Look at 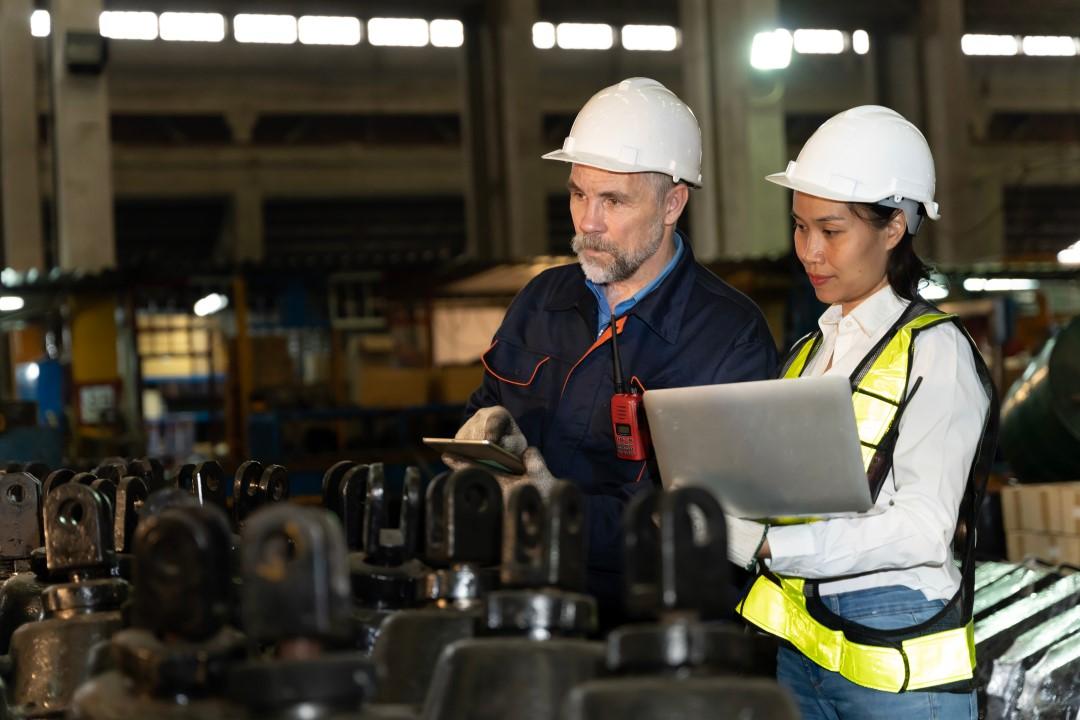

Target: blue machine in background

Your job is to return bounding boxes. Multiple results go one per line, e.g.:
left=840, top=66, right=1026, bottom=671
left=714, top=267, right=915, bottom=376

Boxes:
left=8, top=359, right=65, bottom=467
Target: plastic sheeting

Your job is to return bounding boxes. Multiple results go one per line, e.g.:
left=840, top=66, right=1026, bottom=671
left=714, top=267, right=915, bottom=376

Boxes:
left=1015, top=632, right=1080, bottom=719
left=976, top=562, right=1027, bottom=593
left=975, top=567, right=1057, bottom=620
left=985, top=604, right=1080, bottom=719
left=976, top=574, right=1080, bottom=689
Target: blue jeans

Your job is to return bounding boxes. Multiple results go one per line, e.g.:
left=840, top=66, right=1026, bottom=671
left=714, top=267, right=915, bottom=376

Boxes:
left=776, top=585, right=978, bottom=720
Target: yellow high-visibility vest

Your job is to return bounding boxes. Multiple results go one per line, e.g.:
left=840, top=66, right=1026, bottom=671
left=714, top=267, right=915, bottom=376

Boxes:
left=736, top=302, right=996, bottom=694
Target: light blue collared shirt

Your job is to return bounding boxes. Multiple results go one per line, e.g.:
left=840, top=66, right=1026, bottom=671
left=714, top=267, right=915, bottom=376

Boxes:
left=585, top=232, right=685, bottom=337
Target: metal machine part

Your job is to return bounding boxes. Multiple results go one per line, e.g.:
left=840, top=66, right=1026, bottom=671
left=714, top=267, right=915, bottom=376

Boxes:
left=0, top=473, right=42, bottom=579
left=192, top=461, right=228, bottom=509
left=1000, top=316, right=1080, bottom=482
left=372, top=469, right=502, bottom=707
left=7, top=483, right=129, bottom=717
left=563, top=487, right=796, bottom=720
left=350, top=465, right=429, bottom=653
left=69, top=503, right=246, bottom=720
left=232, top=461, right=290, bottom=529
left=420, top=481, right=603, bottom=720
left=226, top=504, right=379, bottom=719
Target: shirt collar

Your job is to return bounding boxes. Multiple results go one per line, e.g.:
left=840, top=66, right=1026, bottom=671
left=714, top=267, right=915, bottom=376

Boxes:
left=586, top=233, right=684, bottom=335
left=818, top=284, right=908, bottom=337
left=545, top=231, right=696, bottom=345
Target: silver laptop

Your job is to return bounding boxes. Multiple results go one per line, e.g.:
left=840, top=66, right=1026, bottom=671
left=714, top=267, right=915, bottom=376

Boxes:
left=643, top=376, right=873, bottom=520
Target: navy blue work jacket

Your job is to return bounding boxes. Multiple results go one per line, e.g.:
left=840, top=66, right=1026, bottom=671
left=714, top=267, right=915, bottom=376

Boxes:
left=465, top=238, right=778, bottom=616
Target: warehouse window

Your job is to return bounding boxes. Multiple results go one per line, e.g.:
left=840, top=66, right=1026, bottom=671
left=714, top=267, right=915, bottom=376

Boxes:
left=252, top=114, right=460, bottom=146
left=1005, top=185, right=1080, bottom=260
left=115, top=198, right=227, bottom=269
left=264, top=197, right=465, bottom=267
left=111, top=114, right=232, bottom=145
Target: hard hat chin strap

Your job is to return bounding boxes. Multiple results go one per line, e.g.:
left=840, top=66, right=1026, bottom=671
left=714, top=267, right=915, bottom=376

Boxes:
left=876, top=196, right=925, bottom=236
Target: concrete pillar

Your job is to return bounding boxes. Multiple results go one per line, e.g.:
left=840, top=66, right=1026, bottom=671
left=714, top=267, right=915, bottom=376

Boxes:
left=461, top=0, right=547, bottom=259
left=876, top=34, right=923, bottom=125
left=920, top=0, right=999, bottom=262
left=51, top=0, right=115, bottom=272
left=679, top=0, right=789, bottom=260
left=0, top=0, right=45, bottom=270
left=231, top=187, right=264, bottom=263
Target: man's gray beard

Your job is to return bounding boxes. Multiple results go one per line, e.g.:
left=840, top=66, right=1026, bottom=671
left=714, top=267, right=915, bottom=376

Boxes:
left=571, top=221, right=665, bottom=285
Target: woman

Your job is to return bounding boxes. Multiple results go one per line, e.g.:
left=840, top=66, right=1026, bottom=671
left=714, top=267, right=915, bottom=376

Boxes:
left=727, top=106, right=997, bottom=719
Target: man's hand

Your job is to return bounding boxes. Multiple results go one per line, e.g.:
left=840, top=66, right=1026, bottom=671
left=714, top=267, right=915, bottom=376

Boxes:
left=725, top=514, right=769, bottom=572
left=444, top=445, right=556, bottom=505
left=453, top=406, right=527, bottom=455
left=490, top=447, right=556, bottom=501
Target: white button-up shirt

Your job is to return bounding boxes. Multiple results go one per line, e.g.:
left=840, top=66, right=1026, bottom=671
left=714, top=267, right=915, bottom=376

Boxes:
left=766, top=285, right=990, bottom=600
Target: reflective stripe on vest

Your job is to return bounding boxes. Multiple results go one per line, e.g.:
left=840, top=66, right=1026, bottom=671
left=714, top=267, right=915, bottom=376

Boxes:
left=783, top=311, right=953, bottom=476
left=736, top=575, right=976, bottom=693
left=736, top=306, right=975, bottom=692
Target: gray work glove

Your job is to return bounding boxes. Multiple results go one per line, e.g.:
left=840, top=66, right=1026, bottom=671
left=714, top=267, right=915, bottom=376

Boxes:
left=725, top=514, right=769, bottom=572
left=453, top=405, right=527, bottom=455
left=444, top=443, right=556, bottom=505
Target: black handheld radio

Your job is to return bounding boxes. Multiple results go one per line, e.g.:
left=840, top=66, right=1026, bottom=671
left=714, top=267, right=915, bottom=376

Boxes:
left=609, top=315, right=650, bottom=461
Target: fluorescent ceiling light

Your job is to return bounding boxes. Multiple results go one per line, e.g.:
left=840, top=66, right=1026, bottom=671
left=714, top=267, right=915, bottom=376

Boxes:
left=194, top=293, right=229, bottom=317
left=430, top=19, right=463, bottom=48
left=1021, top=35, right=1077, bottom=57
left=30, top=10, right=50, bottom=38
left=159, top=12, right=225, bottom=42
left=0, top=296, right=25, bottom=312
left=532, top=21, right=555, bottom=49
left=99, top=11, right=157, bottom=40
left=962, top=277, right=1039, bottom=292
left=367, top=18, right=428, bottom=47
left=852, top=29, right=870, bottom=55
left=961, top=34, right=1019, bottom=56
left=556, top=23, right=613, bottom=50
left=234, top=14, right=297, bottom=44
left=621, top=24, right=678, bottom=52
left=298, top=16, right=361, bottom=46
left=793, top=28, right=844, bottom=54
left=750, top=29, right=793, bottom=70
left=1058, top=240, right=1080, bottom=265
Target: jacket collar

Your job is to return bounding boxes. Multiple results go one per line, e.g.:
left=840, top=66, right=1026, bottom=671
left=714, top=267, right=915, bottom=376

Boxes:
left=544, top=231, right=696, bottom=345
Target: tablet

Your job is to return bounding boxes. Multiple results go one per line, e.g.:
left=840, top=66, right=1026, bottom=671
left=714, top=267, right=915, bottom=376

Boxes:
left=422, top=438, right=526, bottom=475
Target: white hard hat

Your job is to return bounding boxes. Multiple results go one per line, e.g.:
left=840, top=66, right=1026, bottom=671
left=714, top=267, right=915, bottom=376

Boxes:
left=765, top=105, right=939, bottom=234
left=542, top=77, right=703, bottom=187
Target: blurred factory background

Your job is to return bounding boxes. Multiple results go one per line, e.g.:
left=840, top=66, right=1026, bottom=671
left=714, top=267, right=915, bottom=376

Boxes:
left=0, top=0, right=1077, bottom=511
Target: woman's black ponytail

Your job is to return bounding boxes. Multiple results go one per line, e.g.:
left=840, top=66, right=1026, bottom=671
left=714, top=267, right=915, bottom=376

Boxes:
left=848, top=203, right=931, bottom=301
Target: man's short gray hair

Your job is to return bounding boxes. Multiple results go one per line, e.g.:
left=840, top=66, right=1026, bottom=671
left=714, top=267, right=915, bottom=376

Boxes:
left=644, top=172, right=679, bottom=205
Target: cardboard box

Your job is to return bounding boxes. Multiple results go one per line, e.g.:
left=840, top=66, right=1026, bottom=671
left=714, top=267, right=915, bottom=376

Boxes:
left=1006, top=530, right=1080, bottom=566
left=353, top=366, right=431, bottom=408
left=433, top=365, right=484, bottom=404
left=1001, top=483, right=1059, bottom=533
left=250, top=336, right=295, bottom=389
left=1057, top=483, right=1080, bottom=535
left=1002, top=482, right=1080, bottom=535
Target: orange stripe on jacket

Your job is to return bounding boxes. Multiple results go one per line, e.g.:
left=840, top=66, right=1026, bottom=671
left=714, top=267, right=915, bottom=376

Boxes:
left=480, top=340, right=551, bottom=387
left=560, top=316, right=628, bottom=398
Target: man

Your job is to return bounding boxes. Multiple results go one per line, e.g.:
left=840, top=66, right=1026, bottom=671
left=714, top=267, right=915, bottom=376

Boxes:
left=453, top=78, right=777, bottom=623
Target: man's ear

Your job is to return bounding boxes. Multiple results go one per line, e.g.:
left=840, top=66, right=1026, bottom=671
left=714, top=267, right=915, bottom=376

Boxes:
left=663, top=184, right=690, bottom=227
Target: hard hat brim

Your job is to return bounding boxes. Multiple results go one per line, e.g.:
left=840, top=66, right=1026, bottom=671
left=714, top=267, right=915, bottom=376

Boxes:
left=542, top=149, right=703, bottom=188
left=764, top=172, right=940, bottom=220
